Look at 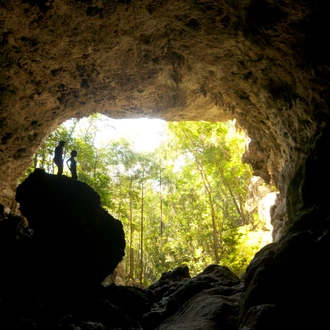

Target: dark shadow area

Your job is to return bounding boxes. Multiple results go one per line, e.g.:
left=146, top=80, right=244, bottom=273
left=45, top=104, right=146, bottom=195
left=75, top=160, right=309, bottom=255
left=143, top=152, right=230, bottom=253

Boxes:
left=1, top=168, right=330, bottom=329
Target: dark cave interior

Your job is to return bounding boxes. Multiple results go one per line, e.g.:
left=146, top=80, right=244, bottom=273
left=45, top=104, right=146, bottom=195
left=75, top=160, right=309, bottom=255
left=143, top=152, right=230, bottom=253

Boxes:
left=1, top=0, right=330, bottom=328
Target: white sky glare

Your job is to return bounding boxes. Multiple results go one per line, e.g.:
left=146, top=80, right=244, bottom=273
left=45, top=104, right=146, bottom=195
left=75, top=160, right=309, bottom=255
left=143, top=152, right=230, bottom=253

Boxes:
left=79, top=115, right=167, bottom=152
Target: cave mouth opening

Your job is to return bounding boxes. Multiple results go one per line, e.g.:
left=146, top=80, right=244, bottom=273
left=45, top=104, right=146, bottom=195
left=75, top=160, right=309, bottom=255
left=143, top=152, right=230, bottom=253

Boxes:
left=22, top=113, right=277, bottom=284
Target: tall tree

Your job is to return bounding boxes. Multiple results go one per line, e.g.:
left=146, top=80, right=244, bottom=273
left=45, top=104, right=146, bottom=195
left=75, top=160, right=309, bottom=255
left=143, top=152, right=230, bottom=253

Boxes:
left=24, top=117, right=266, bottom=282
left=166, top=121, right=256, bottom=269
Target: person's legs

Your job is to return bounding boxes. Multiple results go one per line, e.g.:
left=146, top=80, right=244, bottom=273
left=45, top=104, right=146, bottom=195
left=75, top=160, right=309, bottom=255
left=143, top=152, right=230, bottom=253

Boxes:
left=57, top=162, right=63, bottom=175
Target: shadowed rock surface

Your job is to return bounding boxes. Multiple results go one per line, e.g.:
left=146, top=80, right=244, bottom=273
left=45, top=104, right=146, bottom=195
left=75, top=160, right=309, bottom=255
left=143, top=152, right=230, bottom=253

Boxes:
left=2, top=209, right=329, bottom=330
left=15, top=169, right=126, bottom=299
left=239, top=228, right=330, bottom=330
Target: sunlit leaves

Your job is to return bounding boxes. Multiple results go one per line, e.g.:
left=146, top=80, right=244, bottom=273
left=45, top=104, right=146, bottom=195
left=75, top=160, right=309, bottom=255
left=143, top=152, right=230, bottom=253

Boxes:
left=25, top=117, right=266, bottom=283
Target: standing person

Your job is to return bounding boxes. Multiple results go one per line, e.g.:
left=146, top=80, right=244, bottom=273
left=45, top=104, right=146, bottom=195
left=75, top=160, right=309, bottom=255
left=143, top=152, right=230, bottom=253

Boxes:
left=54, top=140, right=65, bottom=175
left=66, top=150, right=78, bottom=180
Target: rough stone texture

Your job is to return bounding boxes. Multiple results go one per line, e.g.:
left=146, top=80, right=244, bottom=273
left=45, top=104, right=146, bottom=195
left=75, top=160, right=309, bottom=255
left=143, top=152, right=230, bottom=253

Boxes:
left=142, top=264, right=241, bottom=330
left=1, top=0, right=330, bottom=239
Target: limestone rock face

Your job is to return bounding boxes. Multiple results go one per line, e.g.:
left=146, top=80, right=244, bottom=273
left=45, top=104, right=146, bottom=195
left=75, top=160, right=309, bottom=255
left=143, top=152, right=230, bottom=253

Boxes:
left=1, top=0, right=330, bottom=237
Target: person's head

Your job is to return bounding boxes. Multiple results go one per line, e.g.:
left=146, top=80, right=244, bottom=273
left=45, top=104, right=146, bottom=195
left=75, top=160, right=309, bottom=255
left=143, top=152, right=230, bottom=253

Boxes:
left=59, top=140, right=65, bottom=146
left=71, top=150, right=77, bottom=157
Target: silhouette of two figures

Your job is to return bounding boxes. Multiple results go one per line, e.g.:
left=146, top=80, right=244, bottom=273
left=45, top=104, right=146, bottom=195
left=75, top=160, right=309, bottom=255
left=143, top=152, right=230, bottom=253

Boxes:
left=54, top=141, right=78, bottom=180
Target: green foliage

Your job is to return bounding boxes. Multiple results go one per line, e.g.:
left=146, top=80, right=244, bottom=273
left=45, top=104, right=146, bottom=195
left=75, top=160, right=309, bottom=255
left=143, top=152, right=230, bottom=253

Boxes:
left=162, top=121, right=260, bottom=275
left=221, top=224, right=267, bottom=278
left=24, top=117, right=269, bottom=283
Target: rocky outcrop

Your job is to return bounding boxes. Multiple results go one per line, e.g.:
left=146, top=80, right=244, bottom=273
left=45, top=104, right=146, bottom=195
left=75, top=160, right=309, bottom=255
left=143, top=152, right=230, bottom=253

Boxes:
left=239, top=227, right=330, bottom=330
left=1, top=0, right=330, bottom=240
left=141, top=264, right=242, bottom=330
left=14, top=169, right=125, bottom=299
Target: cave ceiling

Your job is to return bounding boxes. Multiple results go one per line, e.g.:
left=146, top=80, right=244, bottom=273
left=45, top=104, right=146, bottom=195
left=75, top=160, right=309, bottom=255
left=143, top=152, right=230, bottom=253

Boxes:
left=1, top=0, right=330, bottom=232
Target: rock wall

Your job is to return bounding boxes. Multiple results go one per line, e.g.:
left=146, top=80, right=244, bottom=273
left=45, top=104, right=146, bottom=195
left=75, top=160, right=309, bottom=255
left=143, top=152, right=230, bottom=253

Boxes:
left=1, top=0, right=330, bottom=238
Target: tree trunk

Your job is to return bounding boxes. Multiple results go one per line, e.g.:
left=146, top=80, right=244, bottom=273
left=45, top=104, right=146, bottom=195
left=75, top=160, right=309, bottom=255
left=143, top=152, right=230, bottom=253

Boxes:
left=129, top=182, right=134, bottom=281
left=139, top=176, right=144, bottom=286
left=182, top=129, right=220, bottom=264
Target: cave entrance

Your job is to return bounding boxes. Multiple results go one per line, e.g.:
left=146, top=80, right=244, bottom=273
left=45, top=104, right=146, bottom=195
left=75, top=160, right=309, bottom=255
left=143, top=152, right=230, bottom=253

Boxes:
left=23, top=114, right=277, bottom=285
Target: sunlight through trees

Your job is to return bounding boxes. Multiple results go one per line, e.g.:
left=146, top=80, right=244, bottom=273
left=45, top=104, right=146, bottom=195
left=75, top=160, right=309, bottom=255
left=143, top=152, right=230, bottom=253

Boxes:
left=24, top=115, right=274, bottom=285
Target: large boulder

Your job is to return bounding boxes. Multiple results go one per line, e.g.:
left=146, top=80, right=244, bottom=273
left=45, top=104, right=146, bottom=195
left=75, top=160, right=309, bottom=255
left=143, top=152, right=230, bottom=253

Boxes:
left=15, top=169, right=126, bottom=299
left=238, top=227, right=330, bottom=329
left=142, top=264, right=242, bottom=329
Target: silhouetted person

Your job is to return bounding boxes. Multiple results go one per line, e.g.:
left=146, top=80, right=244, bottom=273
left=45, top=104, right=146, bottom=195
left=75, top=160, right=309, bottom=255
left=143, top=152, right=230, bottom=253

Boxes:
left=66, top=150, right=78, bottom=180
left=54, top=140, right=65, bottom=175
